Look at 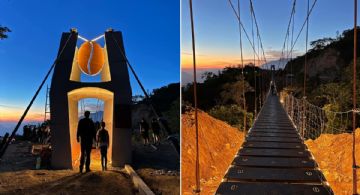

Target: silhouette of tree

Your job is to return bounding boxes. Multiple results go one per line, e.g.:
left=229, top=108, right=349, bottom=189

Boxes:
left=0, top=26, right=11, bottom=40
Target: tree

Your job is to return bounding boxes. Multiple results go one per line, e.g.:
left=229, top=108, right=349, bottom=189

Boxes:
left=310, top=37, right=334, bottom=51
left=209, top=104, right=253, bottom=130
left=201, top=71, right=217, bottom=80
left=220, top=75, right=253, bottom=105
left=0, top=26, right=11, bottom=40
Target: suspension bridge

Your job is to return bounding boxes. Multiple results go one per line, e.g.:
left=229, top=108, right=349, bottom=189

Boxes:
left=215, top=93, right=333, bottom=194
left=187, top=0, right=359, bottom=194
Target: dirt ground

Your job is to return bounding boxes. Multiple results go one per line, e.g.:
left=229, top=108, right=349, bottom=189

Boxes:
left=0, top=141, right=134, bottom=195
left=0, top=169, right=134, bottom=195
left=132, top=140, right=180, bottom=195
left=306, top=129, right=360, bottom=195
left=0, top=137, right=180, bottom=195
left=181, top=109, right=244, bottom=194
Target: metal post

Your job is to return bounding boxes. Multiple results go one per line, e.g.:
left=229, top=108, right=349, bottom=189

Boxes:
left=353, top=0, right=358, bottom=194
left=189, top=0, right=200, bottom=193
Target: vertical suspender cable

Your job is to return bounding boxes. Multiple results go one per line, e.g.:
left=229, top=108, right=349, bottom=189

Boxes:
left=250, top=1, right=257, bottom=118
left=236, top=0, right=247, bottom=138
left=258, top=32, right=262, bottom=108
left=291, top=0, right=296, bottom=87
left=302, top=0, right=310, bottom=138
left=189, top=0, right=200, bottom=193
left=353, top=0, right=358, bottom=194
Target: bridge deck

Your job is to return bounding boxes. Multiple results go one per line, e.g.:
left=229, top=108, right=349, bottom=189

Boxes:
left=215, top=95, right=334, bottom=195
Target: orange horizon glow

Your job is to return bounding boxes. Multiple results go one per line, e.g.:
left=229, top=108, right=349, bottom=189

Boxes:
left=181, top=53, right=266, bottom=70
left=0, top=108, right=44, bottom=123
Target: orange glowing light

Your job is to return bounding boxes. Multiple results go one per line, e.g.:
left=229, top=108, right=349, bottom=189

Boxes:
left=77, top=41, right=105, bottom=75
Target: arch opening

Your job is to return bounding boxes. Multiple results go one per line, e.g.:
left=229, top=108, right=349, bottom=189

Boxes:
left=68, top=87, right=114, bottom=169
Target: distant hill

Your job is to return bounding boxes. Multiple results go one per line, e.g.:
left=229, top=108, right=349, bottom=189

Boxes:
left=181, top=68, right=221, bottom=86
left=278, top=27, right=360, bottom=109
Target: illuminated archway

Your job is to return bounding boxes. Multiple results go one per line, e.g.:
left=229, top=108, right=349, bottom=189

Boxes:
left=50, top=30, right=132, bottom=169
left=68, top=87, right=113, bottom=168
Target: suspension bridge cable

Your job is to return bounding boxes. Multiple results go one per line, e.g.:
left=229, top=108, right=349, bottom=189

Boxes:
left=235, top=0, right=247, bottom=136
left=188, top=0, right=200, bottom=193
left=289, top=0, right=318, bottom=55
left=249, top=0, right=257, bottom=118
left=302, top=0, right=310, bottom=139
left=352, top=0, right=358, bottom=194
left=249, top=0, right=268, bottom=64
left=304, top=0, right=310, bottom=98
left=227, top=0, right=261, bottom=60
left=0, top=33, right=74, bottom=158
left=290, top=0, right=296, bottom=87
left=249, top=0, right=267, bottom=108
left=280, top=0, right=296, bottom=73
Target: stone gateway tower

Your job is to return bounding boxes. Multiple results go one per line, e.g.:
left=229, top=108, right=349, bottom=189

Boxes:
left=50, top=29, right=132, bottom=169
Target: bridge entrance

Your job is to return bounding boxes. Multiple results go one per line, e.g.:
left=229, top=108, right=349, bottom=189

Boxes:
left=68, top=88, right=113, bottom=169
left=50, top=29, right=132, bottom=169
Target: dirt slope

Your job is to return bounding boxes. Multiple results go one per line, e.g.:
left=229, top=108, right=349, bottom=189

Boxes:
left=0, top=169, right=134, bottom=195
left=306, top=129, right=360, bottom=195
left=181, top=109, right=244, bottom=194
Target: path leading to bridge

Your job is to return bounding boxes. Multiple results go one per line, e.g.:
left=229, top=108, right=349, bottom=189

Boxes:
left=215, top=95, right=334, bottom=195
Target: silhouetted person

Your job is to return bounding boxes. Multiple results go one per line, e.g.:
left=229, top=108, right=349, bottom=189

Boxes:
left=97, top=121, right=109, bottom=171
left=139, top=118, right=150, bottom=145
left=23, top=125, right=30, bottom=140
left=271, top=82, right=275, bottom=95
left=151, top=118, right=161, bottom=145
left=77, top=111, right=96, bottom=173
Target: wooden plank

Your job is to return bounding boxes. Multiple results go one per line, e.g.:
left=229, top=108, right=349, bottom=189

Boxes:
left=251, top=128, right=296, bottom=132
left=246, top=136, right=302, bottom=143
left=232, top=156, right=316, bottom=168
left=215, top=182, right=333, bottom=195
left=243, top=141, right=305, bottom=149
left=224, top=166, right=325, bottom=183
left=238, top=148, right=310, bottom=157
left=248, top=132, right=299, bottom=137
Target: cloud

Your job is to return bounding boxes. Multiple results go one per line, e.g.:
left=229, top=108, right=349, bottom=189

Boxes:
left=181, top=52, right=208, bottom=56
left=265, top=49, right=303, bottom=59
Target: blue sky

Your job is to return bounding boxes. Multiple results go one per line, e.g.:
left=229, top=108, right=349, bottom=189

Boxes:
left=0, top=0, right=179, bottom=129
left=181, top=0, right=356, bottom=69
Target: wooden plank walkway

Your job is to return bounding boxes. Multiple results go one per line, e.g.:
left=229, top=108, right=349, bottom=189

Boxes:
left=215, top=95, right=334, bottom=195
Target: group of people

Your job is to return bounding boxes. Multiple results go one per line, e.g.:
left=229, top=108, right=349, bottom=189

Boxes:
left=23, top=124, right=51, bottom=144
left=139, top=118, right=162, bottom=146
left=77, top=111, right=109, bottom=173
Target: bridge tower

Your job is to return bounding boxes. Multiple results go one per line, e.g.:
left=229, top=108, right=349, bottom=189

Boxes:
left=271, top=65, right=276, bottom=82
left=50, top=29, right=132, bottom=169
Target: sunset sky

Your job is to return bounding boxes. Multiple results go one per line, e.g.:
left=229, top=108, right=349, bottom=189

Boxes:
left=0, top=1, right=179, bottom=129
left=181, top=0, right=355, bottom=70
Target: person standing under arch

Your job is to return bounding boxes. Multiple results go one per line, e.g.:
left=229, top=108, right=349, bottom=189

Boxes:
left=77, top=111, right=96, bottom=173
left=97, top=121, right=109, bottom=171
